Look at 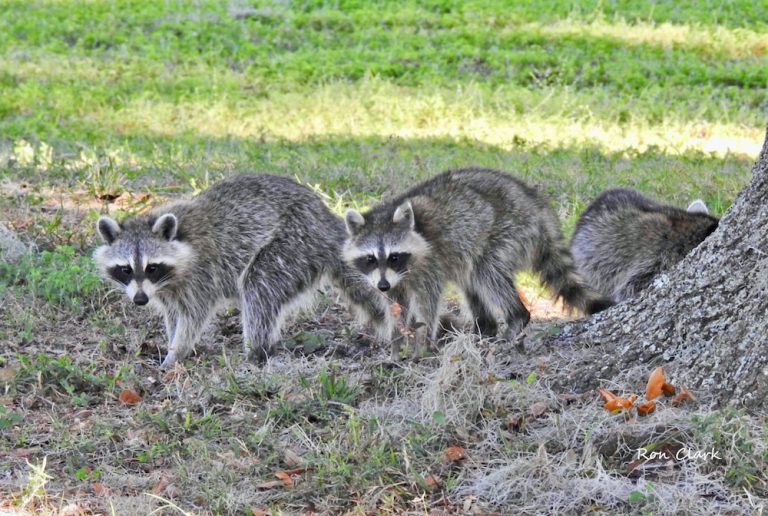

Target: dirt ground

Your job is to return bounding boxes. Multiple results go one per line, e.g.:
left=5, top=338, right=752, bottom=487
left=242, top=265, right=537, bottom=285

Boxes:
left=2, top=186, right=766, bottom=514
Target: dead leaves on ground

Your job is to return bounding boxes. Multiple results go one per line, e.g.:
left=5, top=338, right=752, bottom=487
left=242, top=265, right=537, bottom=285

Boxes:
left=598, top=367, right=695, bottom=420
left=118, top=388, right=142, bottom=405
left=506, top=401, right=551, bottom=432
left=256, top=468, right=309, bottom=489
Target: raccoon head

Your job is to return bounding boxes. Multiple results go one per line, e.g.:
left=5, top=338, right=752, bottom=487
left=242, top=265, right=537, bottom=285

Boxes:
left=93, top=213, right=195, bottom=306
left=343, top=200, right=429, bottom=292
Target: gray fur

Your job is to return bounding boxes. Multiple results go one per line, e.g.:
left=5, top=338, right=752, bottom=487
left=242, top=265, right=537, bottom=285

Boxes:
left=93, top=174, right=388, bottom=367
left=570, top=188, right=720, bottom=303
left=344, top=167, right=612, bottom=359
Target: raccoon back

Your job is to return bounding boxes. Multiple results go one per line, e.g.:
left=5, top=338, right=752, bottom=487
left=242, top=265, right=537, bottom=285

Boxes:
left=571, top=188, right=719, bottom=301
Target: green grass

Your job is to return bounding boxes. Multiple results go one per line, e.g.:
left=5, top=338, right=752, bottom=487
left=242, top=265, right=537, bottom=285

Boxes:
left=1, top=1, right=766, bottom=513
left=0, top=0, right=765, bottom=205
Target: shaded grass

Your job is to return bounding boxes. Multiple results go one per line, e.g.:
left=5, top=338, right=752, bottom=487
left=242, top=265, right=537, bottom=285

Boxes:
left=1, top=134, right=751, bottom=233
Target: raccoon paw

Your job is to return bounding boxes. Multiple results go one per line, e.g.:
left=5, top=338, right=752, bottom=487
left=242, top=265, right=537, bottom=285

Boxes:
left=247, top=344, right=272, bottom=364
left=160, top=351, right=178, bottom=370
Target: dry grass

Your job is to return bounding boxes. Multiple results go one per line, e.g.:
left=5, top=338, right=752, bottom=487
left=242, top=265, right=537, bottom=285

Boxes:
left=3, top=188, right=768, bottom=514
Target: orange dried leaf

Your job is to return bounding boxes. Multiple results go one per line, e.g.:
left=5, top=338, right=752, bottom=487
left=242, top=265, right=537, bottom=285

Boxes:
left=118, top=388, right=141, bottom=405
left=151, top=477, right=168, bottom=494
left=92, top=482, right=110, bottom=495
left=672, top=385, right=695, bottom=406
left=255, top=480, right=284, bottom=489
left=597, top=388, right=618, bottom=403
left=390, top=303, right=402, bottom=319
left=275, top=470, right=294, bottom=487
left=603, top=398, right=630, bottom=411
left=646, top=367, right=666, bottom=401
left=528, top=401, right=548, bottom=418
left=424, top=474, right=440, bottom=488
left=637, top=401, right=657, bottom=416
left=661, top=383, right=676, bottom=396
left=443, top=446, right=466, bottom=462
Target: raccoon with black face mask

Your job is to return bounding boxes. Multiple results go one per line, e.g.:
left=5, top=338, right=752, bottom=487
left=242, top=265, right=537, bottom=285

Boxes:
left=343, top=167, right=612, bottom=359
left=570, top=187, right=720, bottom=303
left=93, top=174, right=389, bottom=368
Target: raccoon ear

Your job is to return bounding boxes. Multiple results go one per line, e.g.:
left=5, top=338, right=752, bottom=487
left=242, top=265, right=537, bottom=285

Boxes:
left=96, top=216, right=121, bottom=245
left=392, top=201, right=415, bottom=230
left=345, top=209, right=365, bottom=235
left=152, top=213, right=178, bottom=241
left=686, top=199, right=709, bottom=214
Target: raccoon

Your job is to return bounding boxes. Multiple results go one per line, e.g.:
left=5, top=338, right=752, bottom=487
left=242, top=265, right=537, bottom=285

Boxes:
left=93, top=174, right=389, bottom=367
left=570, top=187, right=720, bottom=303
left=343, top=167, right=612, bottom=358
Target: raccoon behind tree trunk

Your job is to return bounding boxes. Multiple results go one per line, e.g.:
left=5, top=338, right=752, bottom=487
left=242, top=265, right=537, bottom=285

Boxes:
left=93, top=174, right=389, bottom=367
left=343, top=167, right=612, bottom=359
left=570, top=187, right=720, bottom=303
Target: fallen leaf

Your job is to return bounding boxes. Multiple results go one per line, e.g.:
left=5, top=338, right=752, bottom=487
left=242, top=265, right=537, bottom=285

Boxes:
left=164, top=484, right=181, bottom=498
left=151, top=477, right=168, bottom=494
left=672, top=385, right=695, bottom=406
left=250, top=509, right=269, bottom=516
left=528, top=402, right=548, bottom=418
left=10, top=448, right=38, bottom=458
left=92, top=482, right=110, bottom=495
left=604, top=393, right=637, bottom=412
left=118, top=388, right=142, bottom=405
left=646, top=367, right=666, bottom=401
left=661, top=383, right=676, bottom=396
left=390, top=303, right=402, bottom=319
left=0, top=366, right=17, bottom=382
left=283, top=448, right=305, bottom=468
left=506, top=415, right=524, bottom=432
left=256, top=480, right=284, bottom=489
left=60, top=504, right=87, bottom=516
left=268, top=469, right=308, bottom=489
left=637, top=401, right=657, bottom=416
left=443, top=446, right=466, bottom=462
left=599, top=389, right=637, bottom=411
left=597, top=388, right=618, bottom=403
left=423, top=474, right=440, bottom=488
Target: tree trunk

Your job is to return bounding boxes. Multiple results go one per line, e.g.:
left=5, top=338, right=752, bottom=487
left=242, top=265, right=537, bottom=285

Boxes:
left=537, top=125, right=768, bottom=410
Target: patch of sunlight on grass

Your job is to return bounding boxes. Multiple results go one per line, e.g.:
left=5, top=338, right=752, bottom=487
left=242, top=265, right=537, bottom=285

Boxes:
left=105, top=82, right=763, bottom=159
left=527, top=19, right=768, bottom=58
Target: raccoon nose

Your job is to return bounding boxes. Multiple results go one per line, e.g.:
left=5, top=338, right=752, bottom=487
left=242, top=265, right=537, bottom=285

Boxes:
left=133, top=291, right=149, bottom=305
left=377, top=279, right=390, bottom=292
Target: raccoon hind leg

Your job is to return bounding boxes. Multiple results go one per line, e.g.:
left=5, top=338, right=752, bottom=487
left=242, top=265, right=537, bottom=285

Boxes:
left=239, top=239, right=321, bottom=363
left=468, top=261, right=530, bottom=340
left=464, top=288, right=498, bottom=337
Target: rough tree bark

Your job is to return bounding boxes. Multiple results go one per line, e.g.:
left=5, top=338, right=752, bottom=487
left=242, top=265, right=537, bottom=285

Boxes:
left=539, top=124, right=768, bottom=410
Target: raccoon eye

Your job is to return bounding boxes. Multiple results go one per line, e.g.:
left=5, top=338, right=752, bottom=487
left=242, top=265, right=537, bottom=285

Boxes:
left=366, top=254, right=376, bottom=264
left=388, top=253, right=400, bottom=263
left=121, top=265, right=132, bottom=275
left=146, top=264, right=157, bottom=274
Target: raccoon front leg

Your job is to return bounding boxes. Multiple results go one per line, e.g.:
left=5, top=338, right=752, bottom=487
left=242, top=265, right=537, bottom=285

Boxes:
left=331, top=262, right=393, bottom=344
left=161, top=310, right=210, bottom=368
left=470, top=262, right=530, bottom=340
left=406, top=274, right=443, bottom=358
